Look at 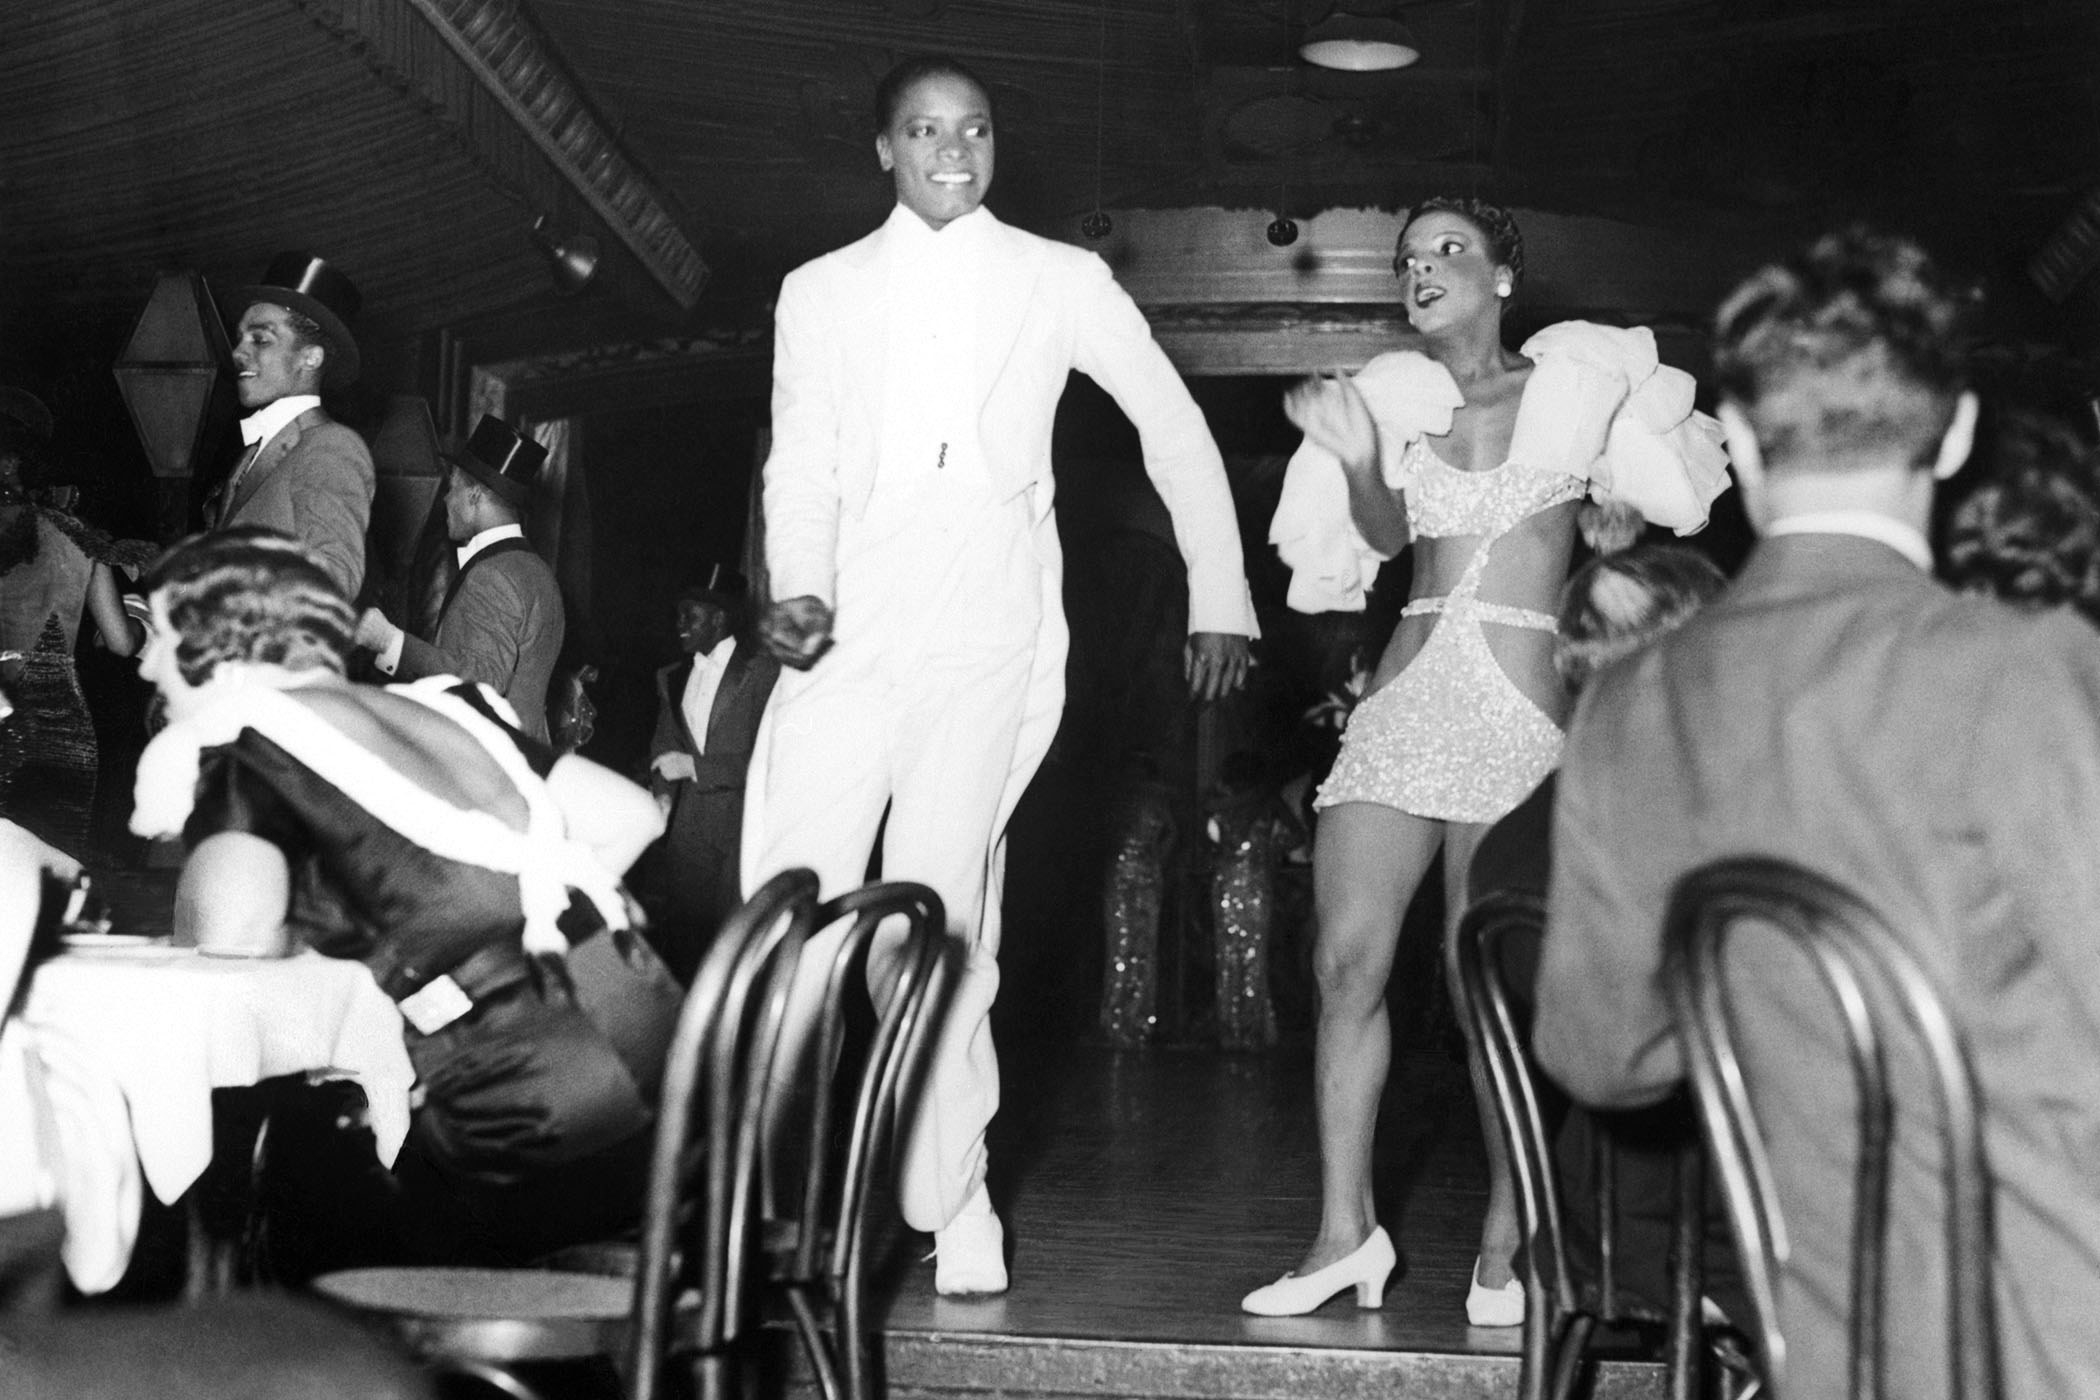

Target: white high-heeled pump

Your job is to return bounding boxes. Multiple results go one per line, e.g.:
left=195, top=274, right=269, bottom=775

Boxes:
left=1240, top=1227, right=1396, bottom=1317
left=1465, top=1256, right=1525, bottom=1327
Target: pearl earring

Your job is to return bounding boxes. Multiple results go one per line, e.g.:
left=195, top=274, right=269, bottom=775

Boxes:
left=1496, top=282, right=1511, bottom=297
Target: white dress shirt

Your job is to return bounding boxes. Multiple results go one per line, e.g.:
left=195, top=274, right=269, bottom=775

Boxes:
left=678, top=636, right=737, bottom=758
left=238, top=394, right=320, bottom=451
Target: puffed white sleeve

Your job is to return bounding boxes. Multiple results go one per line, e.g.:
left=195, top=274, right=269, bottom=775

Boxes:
left=1515, top=322, right=1731, bottom=535
left=761, top=266, right=844, bottom=607
left=1267, top=351, right=1462, bottom=613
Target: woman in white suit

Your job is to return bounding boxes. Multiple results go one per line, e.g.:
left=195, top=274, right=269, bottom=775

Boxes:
left=742, top=55, right=1256, bottom=1296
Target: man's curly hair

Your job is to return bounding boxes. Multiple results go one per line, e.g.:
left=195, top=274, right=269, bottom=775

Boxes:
left=1712, top=226, right=1975, bottom=471
left=141, top=527, right=354, bottom=686
left=1944, top=412, right=2100, bottom=624
left=1397, top=195, right=1525, bottom=289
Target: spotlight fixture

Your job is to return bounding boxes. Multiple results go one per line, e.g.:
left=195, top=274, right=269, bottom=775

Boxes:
left=531, top=214, right=600, bottom=296
left=1267, top=216, right=1300, bottom=247
left=1081, top=210, right=1114, bottom=241
left=1299, top=16, right=1420, bottom=72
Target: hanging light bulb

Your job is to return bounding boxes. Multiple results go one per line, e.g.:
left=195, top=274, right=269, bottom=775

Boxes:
left=1081, top=210, right=1114, bottom=240
left=531, top=215, right=600, bottom=296
left=1266, top=216, right=1300, bottom=247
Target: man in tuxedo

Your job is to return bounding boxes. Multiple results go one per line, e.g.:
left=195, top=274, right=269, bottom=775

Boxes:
left=1535, top=228, right=2100, bottom=1398
left=743, top=54, right=1255, bottom=1296
left=212, top=252, right=374, bottom=600
left=356, top=417, right=564, bottom=742
left=640, top=566, right=777, bottom=980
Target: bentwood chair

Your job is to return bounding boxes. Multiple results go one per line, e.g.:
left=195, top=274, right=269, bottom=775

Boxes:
left=313, top=868, right=822, bottom=1400
left=765, top=882, right=949, bottom=1400
left=550, top=881, right=952, bottom=1400
left=1662, top=857, right=2000, bottom=1400
left=1454, top=892, right=1708, bottom=1400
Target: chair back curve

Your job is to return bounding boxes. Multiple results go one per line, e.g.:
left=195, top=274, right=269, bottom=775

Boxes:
left=1662, top=855, right=2000, bottom=1400
left=631, top=866, right=821, bottom=1400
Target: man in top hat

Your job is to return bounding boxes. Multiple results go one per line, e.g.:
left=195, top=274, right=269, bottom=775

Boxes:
left=640, top=564, right=779, bottom=979
left=211, top=251, right=375, bottom=600
left=354, top=416, right=564, bottom=743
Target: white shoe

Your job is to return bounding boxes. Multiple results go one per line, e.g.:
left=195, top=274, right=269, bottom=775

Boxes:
left=934, top=1185, right=1008, bottom=1296
left=1240, top=1227, right=1396, bottom=1317
left=1465, top=1256, right=1525, bottom=1327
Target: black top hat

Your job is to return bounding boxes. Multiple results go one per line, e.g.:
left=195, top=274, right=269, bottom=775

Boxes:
left=447, top=415, right=548, bottom=508
left=0, top=388, right=53, bottom=445
left=231, top=251, right=363, bottom=387
left=678, top=563, right=749, bottom=604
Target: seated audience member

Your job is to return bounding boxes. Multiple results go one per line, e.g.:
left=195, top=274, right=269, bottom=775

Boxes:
left=1941, top=408, right=2100, bottom=625
left=1535, top=228, right=2100, bottom=1398
left=128, top=528, right=676, bottom=1265
left=638, top=565, right=777, bottom=981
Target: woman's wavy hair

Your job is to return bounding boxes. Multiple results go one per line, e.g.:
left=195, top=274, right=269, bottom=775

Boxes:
left=1555, top=543, right=1726, bottom=691
left=1943, top=410, right=2100, bottom=625
left=140, top=527, right=354, bottom=686
left=1396, top=195, right=1525, bottom=289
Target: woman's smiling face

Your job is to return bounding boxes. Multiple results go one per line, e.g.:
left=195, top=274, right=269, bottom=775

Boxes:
left=877, top=72, right=996, bottom=231
left=1394, top=210, right=1507, bottom=332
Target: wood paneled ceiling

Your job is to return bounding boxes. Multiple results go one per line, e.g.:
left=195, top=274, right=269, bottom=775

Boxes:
left=5, top=0, right=2097, bottom=368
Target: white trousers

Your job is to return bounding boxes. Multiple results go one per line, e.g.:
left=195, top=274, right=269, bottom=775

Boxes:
left=741, top=596, right=1066, bottom=1231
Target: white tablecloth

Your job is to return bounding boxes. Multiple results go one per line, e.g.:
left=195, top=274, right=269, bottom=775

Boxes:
left=22, top=946, right=412, bottom=1204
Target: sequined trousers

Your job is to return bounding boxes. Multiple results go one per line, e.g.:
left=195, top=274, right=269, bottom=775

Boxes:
left=1099, top=786, right=1173, bottom=1047
left=1207, top=800, right=1281, bottom=1051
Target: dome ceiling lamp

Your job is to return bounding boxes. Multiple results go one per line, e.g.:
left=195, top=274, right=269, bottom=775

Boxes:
left=1299, top=3, right=1422, bottom=73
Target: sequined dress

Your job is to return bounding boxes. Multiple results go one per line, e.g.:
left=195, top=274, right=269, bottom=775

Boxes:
left=1314, top=440, right=1582, bottom=822
left=0, top=519, right=99, bottom=855
left=1270, top=321, right=1735, bottom=827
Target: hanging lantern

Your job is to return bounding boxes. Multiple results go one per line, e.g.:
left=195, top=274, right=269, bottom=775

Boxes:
left=111, top=272, right=231, bottom=479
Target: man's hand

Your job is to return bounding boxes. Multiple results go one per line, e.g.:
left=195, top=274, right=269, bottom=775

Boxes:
left=1283, top=372, right=1380, bottom=474
left=761, top=596, right=835, bottom=670
left=354, top=606, right=401, bottom=654
left=1185, top=632, right=1252, bottom=702
left=652, top=752, right=697, bottom=784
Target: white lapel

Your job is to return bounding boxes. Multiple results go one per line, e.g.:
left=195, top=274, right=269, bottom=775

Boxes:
left=974, top=212, right=1050, bottom=412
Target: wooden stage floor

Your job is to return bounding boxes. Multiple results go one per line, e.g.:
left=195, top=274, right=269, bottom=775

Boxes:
left=836, top=1037, right=1663, bottom=1399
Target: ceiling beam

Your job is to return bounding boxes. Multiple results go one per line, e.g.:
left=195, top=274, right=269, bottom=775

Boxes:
left=358, top=0, right=709, bottom=310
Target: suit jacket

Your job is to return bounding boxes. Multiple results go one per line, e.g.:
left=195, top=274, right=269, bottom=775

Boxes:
left=647, top=643, right=779, bottom=959
left=397, top=541, right=564, bottom=743
left=217, top=407, right=375, bottom=600
left=1538, top=532, right=2100, bottom=1400
left=762, top=207, right=1255, bottom=640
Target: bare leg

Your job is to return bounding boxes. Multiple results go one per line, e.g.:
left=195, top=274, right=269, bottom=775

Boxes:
left=1292, top=801, right=1446, bottom=1275
left=1441, top=821, right=1522, bottom=1288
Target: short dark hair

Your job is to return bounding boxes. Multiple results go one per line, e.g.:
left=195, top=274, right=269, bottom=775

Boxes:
left=1555, top=544, right=1726, bottom=690
left=141, top=527, right=354, bottom=686
left=1397, top=195, right=1525, bottom=288
left=280, top=307, right=335, bottom=379
left=875, top=54, right=994, bottom=132
left=1712, top=226, right=1974, bottom=472
left=1943, top=411, right=2100, bottom=624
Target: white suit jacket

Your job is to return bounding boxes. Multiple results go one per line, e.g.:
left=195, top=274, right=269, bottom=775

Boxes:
left=762, top=207, right=1256, bottom=639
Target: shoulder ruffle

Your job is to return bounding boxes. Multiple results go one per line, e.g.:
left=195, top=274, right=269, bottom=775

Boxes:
left=1268, top=352, right=1463, bottom=614
left=1515, top=322, right=1731, bottom=535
